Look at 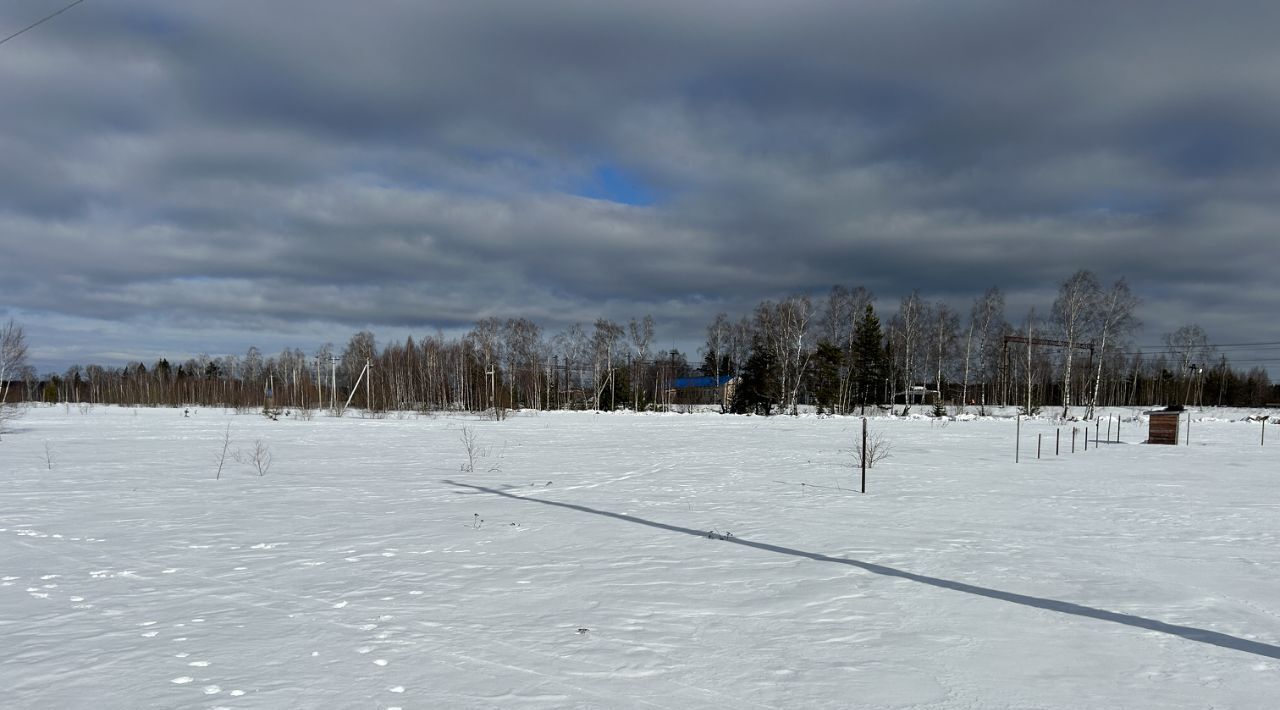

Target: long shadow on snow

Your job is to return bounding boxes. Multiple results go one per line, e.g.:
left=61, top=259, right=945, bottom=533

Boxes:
left=445, top=479, right=1280, bottom=660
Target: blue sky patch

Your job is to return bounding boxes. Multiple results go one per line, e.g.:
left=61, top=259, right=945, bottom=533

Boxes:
left=574, top=165, right=659, bottom=206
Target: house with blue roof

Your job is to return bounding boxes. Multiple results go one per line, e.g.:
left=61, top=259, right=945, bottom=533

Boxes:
left=670, top=374, right=737, bottom=409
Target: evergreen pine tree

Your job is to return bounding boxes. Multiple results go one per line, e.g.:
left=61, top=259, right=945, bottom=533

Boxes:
left=810, top=340, right=843, bottom=414
left=731, top=342, right=779, bottom=415
left=852, top=304, right=886, bottom=414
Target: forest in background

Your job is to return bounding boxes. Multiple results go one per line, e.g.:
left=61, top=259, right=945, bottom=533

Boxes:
left=3, top=269, right=1277, bottom=417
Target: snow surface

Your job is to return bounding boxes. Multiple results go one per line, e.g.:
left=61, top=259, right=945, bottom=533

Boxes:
left=1, top=405, right=1278, bottom=709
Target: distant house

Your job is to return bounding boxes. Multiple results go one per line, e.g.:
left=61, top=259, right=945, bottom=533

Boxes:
left=893, top=385, right=940, bottom=406
left=671, top=374, right=737, bottom=408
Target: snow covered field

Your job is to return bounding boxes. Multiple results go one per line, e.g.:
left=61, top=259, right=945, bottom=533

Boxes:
left=2, top=405, right=1278, bottom=709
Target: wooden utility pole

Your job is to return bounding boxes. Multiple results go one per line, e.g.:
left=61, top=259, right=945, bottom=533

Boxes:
left=486, top=365, right=496, bottom=419
left=330, top=356, right=338, bottom=412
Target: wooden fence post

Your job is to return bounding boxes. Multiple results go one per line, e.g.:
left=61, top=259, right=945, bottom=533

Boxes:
left=861, top=417, right=868, bottom=493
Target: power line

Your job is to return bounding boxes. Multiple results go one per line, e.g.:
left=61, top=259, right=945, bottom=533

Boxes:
left=0, top=0, right=87, bottom=48
left=1115, top=341, right=1280, bottom=357
left=1129, top=340, right=1280, bottom=350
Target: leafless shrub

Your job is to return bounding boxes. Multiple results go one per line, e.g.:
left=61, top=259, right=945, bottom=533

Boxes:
left=215, top=423, right=232, bottom=479
left=459, top=427, right=502, bottom=473
left=854, top=430, right=893, bottom=468
left=43, top=441, right=55, bottom=470
left=460, top=427, right=479, bottom=472
left=244, top=439, right=272, bottom=476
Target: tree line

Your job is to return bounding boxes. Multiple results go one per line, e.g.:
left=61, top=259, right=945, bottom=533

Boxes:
left=9, top=270, right=1279, bottom=415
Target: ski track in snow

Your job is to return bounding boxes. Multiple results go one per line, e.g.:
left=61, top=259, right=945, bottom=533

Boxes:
left=1, top=405, right=1278, bottom=708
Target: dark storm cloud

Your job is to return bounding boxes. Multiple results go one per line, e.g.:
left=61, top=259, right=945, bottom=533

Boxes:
left=2, top=0, right=1279, bottom=370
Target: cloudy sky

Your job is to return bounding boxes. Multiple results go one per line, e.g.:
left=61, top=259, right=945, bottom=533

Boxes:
left=3, top=0, right=1278, bottom=374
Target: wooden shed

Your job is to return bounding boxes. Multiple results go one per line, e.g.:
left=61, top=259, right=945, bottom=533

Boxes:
left=1146, top=407, right=1182, bottom=445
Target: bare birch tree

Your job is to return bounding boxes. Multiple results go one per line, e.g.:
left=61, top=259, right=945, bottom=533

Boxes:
left=778, top=295, right=815, bottom=415
left=503, top=318, right=542, bottom=409
left=0, top=320, right=29, bottom=438
left=752, top=296, right=815, bottom=415
left=591, top=319, right=625, bottom=410
left=1084, top=278, right=1140, bottom=417
left=926, top=302, right=960, bottom=404
left=467, top=319, right=503, bottom=412
left=1051, top=270, right=1101, bottom=417
left=554, top=324, right=589, bottom=408
left=890, top=291, right=925, bottom=412
left=629, top=315, right=655, bottom=411
left=961, top=287, right=1005, bottom=410
left=821, top=285, right=873, bottom=413
left=1163, top=324, right=1214, bottom=406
